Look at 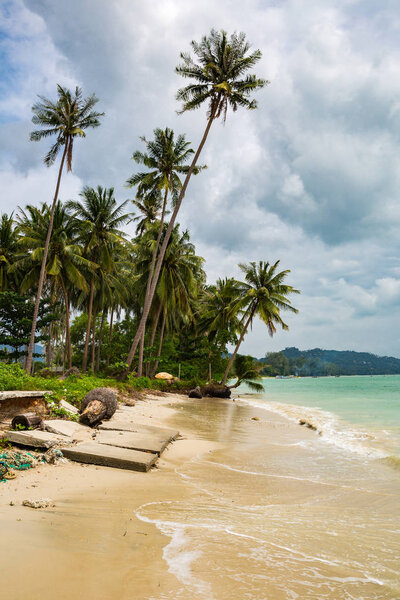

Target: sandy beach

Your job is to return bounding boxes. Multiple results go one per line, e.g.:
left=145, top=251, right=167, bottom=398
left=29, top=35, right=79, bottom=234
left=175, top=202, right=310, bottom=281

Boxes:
left=1, top=392, right=399, bottom=600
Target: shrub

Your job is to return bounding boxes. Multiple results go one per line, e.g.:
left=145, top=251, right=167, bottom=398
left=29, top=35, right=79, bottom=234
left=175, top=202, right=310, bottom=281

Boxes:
left=0, top=363, right=32, bottom=391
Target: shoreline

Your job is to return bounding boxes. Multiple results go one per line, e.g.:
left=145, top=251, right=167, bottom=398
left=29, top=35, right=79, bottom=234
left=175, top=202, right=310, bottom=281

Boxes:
left=1, top=391, right=399, bottom=599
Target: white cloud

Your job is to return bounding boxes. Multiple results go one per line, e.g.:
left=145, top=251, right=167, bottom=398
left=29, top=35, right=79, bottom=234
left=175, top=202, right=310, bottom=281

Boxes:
left=1, top=0, right=400, bottom=357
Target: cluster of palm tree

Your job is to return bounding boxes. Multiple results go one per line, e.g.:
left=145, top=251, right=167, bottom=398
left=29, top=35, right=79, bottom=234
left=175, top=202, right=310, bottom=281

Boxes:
left=1, top=29, right=300, bottom=384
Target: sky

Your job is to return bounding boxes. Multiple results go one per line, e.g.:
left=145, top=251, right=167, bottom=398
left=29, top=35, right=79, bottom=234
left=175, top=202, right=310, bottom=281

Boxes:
left=1, top=0, right=400, bottom=358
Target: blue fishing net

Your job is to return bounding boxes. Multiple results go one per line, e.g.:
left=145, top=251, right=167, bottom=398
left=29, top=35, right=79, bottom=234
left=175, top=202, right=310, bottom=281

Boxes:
left=0, top=450, right=43, bottom=482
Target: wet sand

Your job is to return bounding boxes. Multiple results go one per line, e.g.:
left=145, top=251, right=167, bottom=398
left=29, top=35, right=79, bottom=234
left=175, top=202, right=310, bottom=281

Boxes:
left=1, top=393, right=399, bottom=599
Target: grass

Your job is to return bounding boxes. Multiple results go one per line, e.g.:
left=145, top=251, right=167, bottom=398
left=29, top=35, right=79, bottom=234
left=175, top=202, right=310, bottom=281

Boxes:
left=0, top=363, right=204, bottom=412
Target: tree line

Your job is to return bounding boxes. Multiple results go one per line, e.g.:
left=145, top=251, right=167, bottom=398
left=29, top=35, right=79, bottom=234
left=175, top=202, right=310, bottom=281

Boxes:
left=0, top=30, right=299, bottom=387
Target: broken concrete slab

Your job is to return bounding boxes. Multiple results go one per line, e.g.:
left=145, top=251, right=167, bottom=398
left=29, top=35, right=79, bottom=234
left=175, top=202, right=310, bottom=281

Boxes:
left=0, top=391, right=52, bottom=419
left=96, top=429, right=172, bottom=456
left=5, top=429, right=66, bottom=448
left=43, top=420, right=92, bottom=441
left=0, top=391, right=52, bottom=401
left=59, top=400, right=79, bottom=415
left=61, top=442, right=157, bottom=472
left=98, top=419, right=179, bottom=440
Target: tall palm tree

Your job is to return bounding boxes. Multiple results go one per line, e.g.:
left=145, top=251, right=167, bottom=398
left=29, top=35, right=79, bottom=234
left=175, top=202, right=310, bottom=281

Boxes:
left=0, top=213, right=18, bottom=292
left=127, top=127, right=205, bottom=375
left=66, top=186, right=130, bottom=372
left=15, top=202, right=95, bottom=369
left=221, top=261, right=299, bottom=385
left=25, top=85, right=103, bottom=373
left=123, top=30, right=267, bottom=377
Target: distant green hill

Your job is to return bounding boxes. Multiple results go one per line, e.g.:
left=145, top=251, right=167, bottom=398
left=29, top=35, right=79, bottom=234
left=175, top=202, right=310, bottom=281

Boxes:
left=259, top=347, right=400, bottom=376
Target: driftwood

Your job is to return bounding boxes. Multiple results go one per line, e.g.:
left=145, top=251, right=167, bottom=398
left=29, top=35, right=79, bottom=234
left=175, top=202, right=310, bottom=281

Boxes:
left=79, top=388, right=118, bottom=427
left=11, top=413, right=43, bottom=430
left=202, top=384, right=231, bottom=398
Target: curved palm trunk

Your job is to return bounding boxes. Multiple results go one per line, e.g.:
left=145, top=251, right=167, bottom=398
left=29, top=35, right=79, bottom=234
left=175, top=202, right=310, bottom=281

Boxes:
left=137, top=329, right=145, bottom=376
left=82, top=276, right=95, bottom=372
left=146, top=302, right=162, bottom=377
left=25, top=142, right=68, bottom=374
left=150, top=310, right=166, bottom=378
left=123, top=106, right=218, bottom=378
left=221, top=307, right=256, bottom=385
left=137, top=188, right=169, bottom=376
left=60, top=278, right=72, bottom=370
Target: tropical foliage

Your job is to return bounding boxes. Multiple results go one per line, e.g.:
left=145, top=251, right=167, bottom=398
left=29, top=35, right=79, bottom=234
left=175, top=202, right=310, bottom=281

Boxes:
left=1, top=30, right=300, bottom=390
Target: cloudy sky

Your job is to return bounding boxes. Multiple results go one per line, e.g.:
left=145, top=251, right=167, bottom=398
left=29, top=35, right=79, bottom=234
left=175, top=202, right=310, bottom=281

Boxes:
left=1, top=0, right=400, bottom=358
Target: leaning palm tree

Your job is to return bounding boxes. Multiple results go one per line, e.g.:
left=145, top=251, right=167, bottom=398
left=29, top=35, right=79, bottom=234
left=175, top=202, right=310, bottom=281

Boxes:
left=123, top=30, right=268, bottom=377
left=221, top=261, right=299, bottom=385
left=67, top=186, right=130, bottom=372
left=127, top=127, right=205, bottom=375
left=25, top=85, right=103, bottom=373
left=227, top=354, right=264, bottom=391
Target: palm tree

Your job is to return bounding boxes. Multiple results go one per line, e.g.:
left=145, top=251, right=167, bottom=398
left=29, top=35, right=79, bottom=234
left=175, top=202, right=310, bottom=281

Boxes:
left=15, top=202, right=95, bottom=369
left=221, top=261, right=299, bottom=385
left=150, top=227, right=205, bottom=378
left=0, top=213, right=18, bottom=292
left=123, top=30, right=267, bottom=377
left=126, top=127, right=205, bottom=375
left=197, top=277, right=242, bottom=381
left=132, top=192, right=164, bottom=237
left=25, top=85, right=103, bottom=373
left=134, top=224, right=205, bottom=376
left=227, top=354, right=264, bottom=391
left=66, top=186, right=130, bottom=372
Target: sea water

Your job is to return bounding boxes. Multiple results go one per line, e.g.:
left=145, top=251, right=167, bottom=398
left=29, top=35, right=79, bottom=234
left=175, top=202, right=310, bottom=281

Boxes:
left=237, top=374, right=400, bottom=458
left=136, top=387, right=400, bottom=600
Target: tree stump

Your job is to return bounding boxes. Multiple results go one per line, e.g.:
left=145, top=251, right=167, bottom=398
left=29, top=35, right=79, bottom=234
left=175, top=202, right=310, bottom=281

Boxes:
left=79, top=388, right=117, bottom=427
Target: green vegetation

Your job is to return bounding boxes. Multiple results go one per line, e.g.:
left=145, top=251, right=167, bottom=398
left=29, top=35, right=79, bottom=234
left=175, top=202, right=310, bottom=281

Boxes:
left=0, top=30, right=300, bottom=390
left=260, top=348, right=400, bottom=376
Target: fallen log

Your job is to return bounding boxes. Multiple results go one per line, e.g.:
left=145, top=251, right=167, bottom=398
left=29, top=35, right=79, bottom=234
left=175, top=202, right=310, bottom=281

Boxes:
left=11, top=413, right=43, bottom=430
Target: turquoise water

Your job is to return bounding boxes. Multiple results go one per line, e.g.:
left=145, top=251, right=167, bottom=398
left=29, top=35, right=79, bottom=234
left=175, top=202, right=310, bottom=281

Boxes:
left=237, top=375, right=400, bottom=457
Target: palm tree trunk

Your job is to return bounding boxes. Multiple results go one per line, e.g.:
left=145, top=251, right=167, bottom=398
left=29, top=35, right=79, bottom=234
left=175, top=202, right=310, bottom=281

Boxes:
left=150, top=310, right=166, bottom=378
left=91, top=308, right=97, bottom=374
left=25, top=142, right=68, bottom=374
left=137, top=330, right=145, bottom=376
left=146, top=302, right=162, bottom=376
left=124, top=106, right=218, bottom=378
left=137, top=188, right=169, bottom=377
left=221, top=307, right=256, bottom=385
left=60, top=278, right=72, bottom=370
left=82, top=275, right=95, bottom=372
left=106, top=306, right=114, bottom=367
left=96, top=309, right=106, bottom=372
